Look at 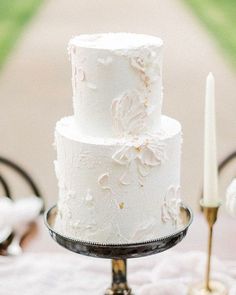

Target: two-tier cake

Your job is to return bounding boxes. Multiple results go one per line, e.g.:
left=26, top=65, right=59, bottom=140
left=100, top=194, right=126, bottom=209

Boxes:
left=54, top=33, right=182, bottom=244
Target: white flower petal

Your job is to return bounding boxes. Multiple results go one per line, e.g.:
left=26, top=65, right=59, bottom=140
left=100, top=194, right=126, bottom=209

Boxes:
left=112, top=145, right=135, bottom=165
left=140, top=147, right=160, bottom=166
left=111, top=90, right=147, bottom=136
left=161, top=186, right=182, bottom=225
left=137, top=161, right=151, bottom=177
left=119, top=168, right=131, bottom=185
left=97, top=173, right=110, bottom=190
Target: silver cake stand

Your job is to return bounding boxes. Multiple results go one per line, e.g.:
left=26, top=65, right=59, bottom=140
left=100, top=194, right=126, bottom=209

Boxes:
left=45, top=204, right=193, bottom=295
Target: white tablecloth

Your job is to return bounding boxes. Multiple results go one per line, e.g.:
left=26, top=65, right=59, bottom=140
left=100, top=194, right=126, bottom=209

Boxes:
left=0, top=251, right=236, bottom=295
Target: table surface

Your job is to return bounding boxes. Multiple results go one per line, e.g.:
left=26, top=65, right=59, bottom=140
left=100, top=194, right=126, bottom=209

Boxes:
left=24, top=212, right=236, bottom=260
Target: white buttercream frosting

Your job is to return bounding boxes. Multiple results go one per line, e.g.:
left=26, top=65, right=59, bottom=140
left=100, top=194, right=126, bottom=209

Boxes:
left=112, top=135, right=166, bottom=186
left=69, top=33, right=163, bottom=50
left=161, top=185, right=182, bottom=226
left=54, top=116, right=182, bottom=243
left=111, top=89, right=148, bottom=136
left=54, top=33, right=183, bottom=243
left=68, top=33, right=163, bottom=138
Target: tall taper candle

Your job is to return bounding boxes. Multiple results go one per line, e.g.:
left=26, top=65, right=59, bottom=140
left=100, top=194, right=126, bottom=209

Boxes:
left=204, top=72, right=219, bottom=206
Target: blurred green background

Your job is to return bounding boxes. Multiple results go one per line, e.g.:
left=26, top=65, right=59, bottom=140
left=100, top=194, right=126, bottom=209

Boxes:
left=0, top=0, right=235, bottom=209
left=0, top=0, right=236, bottom=69
left=0, top=0, right=43, bottom=69
left=184, top=0, right=236, bottom=68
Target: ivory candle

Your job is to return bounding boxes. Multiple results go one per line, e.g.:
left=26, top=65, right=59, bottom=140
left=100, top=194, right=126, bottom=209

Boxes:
left=203, top=73, right=219, bottom=206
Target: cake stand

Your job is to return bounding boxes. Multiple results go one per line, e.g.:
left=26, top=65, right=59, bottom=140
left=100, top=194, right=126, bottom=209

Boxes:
left=45, top=204, right=193, bottom=294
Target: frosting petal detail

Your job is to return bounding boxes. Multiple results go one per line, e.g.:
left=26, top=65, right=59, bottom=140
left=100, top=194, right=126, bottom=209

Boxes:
left=113, top=137, right=166, bottom=185
left=111, top=90, right=148, bottom=137
left=98, top=173, right=112, bottom=191
left=161, top=186, right=182, bottom=226
left=119, top=169, right=131, bottom=185
left=77, top=68, right=85, bottom=81
left=129, top=48, right=161, bottom=87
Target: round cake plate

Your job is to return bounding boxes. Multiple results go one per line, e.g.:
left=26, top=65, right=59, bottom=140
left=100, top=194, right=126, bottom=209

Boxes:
left=45, top=204, right=193, bottom=294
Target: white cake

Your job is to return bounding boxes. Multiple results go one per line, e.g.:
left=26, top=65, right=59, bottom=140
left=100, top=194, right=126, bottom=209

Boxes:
left=54, top=33, right=182, bottom=244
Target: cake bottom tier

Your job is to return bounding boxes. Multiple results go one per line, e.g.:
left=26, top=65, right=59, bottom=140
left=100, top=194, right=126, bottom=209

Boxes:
left=54, top=115, right=182, bottom=244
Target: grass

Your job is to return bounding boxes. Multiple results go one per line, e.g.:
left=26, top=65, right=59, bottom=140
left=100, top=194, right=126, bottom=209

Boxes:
left=0, top=0, right=43, bottom=69
left=183, top=0, right=236, bottom=68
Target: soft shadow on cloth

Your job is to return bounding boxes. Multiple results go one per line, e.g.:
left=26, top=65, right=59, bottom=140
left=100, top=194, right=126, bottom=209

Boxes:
left=0, top=251, right=235, bottom=295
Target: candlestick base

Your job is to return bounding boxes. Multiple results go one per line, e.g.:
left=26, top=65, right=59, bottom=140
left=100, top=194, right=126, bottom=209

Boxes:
left=189, top=280, right=228, bottom=295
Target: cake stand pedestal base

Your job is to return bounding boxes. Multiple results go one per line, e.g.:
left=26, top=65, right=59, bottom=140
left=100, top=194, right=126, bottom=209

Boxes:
left=45, top=204, right=193, bottom=295
left=190, top=281, right=228, bottom=295
left=105, top=259, right=132, bottom=295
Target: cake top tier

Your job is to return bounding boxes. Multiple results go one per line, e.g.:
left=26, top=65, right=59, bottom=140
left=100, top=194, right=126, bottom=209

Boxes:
left=69, top=33, right=163, bottom=138
left=69, top=33, right=163, bottom=50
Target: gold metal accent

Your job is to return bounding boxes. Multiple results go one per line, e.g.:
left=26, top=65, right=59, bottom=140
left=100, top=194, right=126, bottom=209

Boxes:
left=203, top=205, right=219, bottom=292
left=143, top=76, right=150, bottom=88
left=144, top=98, right=148, bottom=107
left=119, top=202, right=125, bottom=209
left=113, top=259, right=126, bottom=274
left=190, top=281, right=228, bottom=295
left=189, top=200, right=228, bottom=295
left=105, top=259, right=132, bottom=295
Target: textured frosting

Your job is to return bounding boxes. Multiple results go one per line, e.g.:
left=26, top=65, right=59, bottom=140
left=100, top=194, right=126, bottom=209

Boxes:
left=70, top=33, right=163, bottom=50
left=54, top=116, right=182, bottom=243
left=69, top=33, right=163, bottom=138
left=54, top=33, right=183, bottom=243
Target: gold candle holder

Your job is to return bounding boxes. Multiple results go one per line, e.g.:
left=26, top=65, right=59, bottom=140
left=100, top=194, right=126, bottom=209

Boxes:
left=189, top=200, right=228, bottom=295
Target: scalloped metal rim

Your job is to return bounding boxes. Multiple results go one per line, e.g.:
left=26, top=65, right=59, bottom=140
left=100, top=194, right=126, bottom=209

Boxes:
left=45, top=204, right=193, bottom=248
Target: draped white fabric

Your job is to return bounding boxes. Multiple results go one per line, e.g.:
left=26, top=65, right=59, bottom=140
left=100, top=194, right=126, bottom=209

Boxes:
left=0, top=251, right=235, bottom=295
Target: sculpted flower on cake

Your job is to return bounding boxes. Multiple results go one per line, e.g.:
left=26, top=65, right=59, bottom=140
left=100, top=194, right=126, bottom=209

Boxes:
left=54, top=33, right=183, bottom=243
left=111, top=90, right=148, bottom=137
left=111, top=48, right=166, bottom=186
left=112, top=136, right=166, bottom=185
left=161, top=186, right=182, bottom=226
